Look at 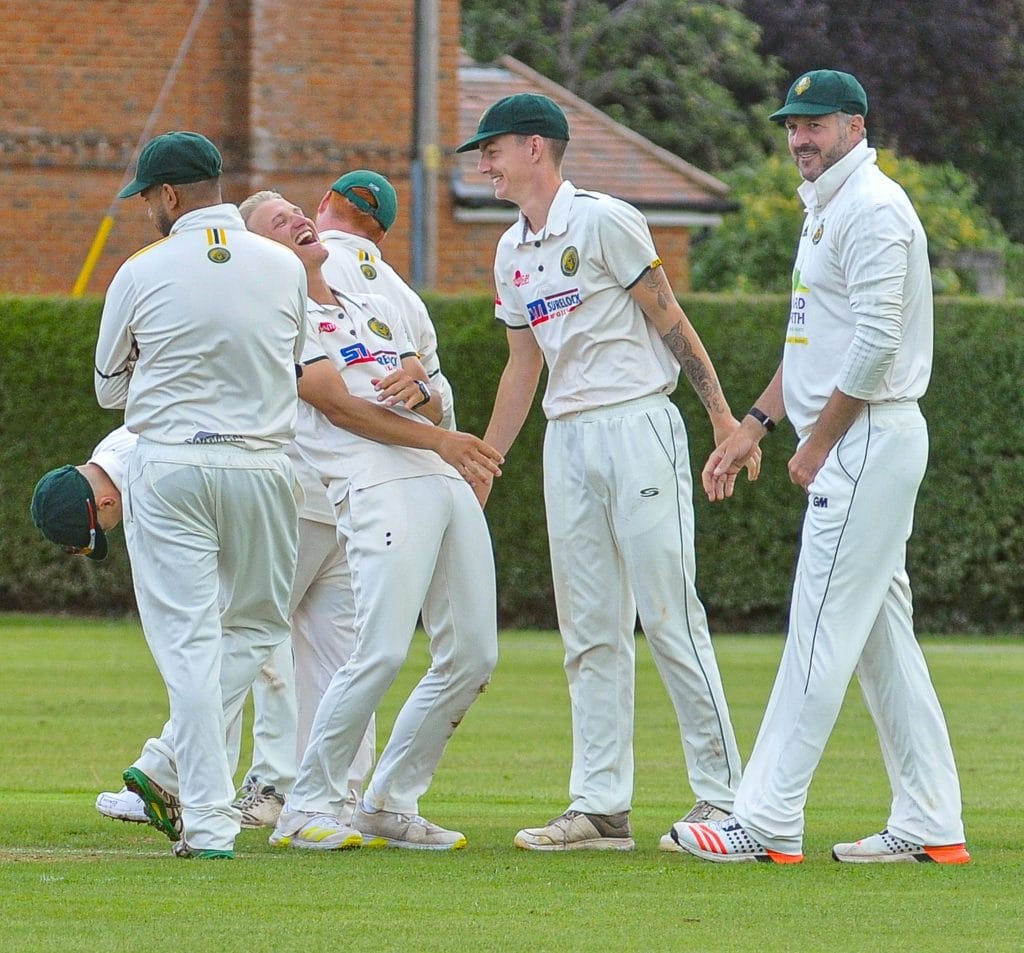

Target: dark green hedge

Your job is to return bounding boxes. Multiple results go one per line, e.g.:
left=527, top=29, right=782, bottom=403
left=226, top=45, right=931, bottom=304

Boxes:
left=3, top=293, right=1022, bottom=633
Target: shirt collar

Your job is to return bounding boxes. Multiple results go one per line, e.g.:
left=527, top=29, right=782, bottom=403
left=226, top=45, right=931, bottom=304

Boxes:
left=170, top=203, right=244, bottom=234
left=318, top=228, right=382, bottom=256
left=515, top=180, right=576, bottom=246
left=797, top=139, right=875, bottom=210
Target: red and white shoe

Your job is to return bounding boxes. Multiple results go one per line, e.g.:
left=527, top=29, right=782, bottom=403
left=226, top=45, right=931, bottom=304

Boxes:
left=671, top=814, right=803, bottom=864
left=832, top=830, right=970, bottom=864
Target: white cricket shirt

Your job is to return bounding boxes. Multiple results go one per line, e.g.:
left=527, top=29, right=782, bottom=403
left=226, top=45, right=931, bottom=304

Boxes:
left=88, top=425, right=138, bottom=492
left=95, top=204, right=307, bottom=450
left=493, top=180, right=677, bottom=420
left=783, top=141, right=933, bottom=435
left=295, top=290, right=458, bottom=506
left=320, top=230, right=455, bottom=429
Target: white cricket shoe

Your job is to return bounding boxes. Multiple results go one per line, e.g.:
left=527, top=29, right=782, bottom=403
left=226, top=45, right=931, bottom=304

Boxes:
left=832, top=829, right=970, bottom=865
left=95, top=787, right=149, bottom=824
left=514, top=809, right=634, bottom=851
left=269, top=806, right=362, bottom=850
left=232, top=776, right=285, bottom=829
left=659, top=800, right=730, bottom=852
left=354, top=804, right=467, bottom=851
left=671, top=814, right=803, bottom=864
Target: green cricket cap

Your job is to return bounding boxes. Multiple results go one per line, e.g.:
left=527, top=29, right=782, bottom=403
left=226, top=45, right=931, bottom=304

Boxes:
left=455, top=93, right=570, bottom=153
left=30, top=465, right=108, bottom=561
left=118, top=131, right=223, bottom=198
left=770, top=70, right=868, bottom=123
left=330, top=170, right=398, bottom=232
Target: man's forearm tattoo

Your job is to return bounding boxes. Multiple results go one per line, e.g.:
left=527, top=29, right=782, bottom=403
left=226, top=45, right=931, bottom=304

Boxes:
left=663, top=324, right=726, bottom=414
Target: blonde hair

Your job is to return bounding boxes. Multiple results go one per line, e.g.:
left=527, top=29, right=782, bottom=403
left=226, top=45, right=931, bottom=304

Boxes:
left=238, top=189, right=284, bottom=224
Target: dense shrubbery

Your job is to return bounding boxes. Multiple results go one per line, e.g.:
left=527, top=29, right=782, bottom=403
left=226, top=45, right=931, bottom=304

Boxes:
left=3, top=293, right=1022, bottom=633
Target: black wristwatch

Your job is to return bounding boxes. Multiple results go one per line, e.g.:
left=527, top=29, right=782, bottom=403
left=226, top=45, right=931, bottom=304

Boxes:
left=746, top=406, right=776, bottom=432
left=412, top=380, right=432, bottom=410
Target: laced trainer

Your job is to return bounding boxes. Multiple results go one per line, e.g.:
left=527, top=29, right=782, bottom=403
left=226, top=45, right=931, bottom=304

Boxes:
left=659, top=800, right=730, bottom=852
left=269, top=806, right=362, bottom=850
left=832, top=829, right=970, bottom=865
left=671, top=814, right=803, bottom=864
left=233, top=776, right=285, bottom=829
left=514, top=810, right=634, bottom=852
left=95, top=787, right=149, bottom=824
left=172, top=839, right=233, bottom=860
left=353, top=805, right=467, bottom=851
left=122, top=767, right=182, bottom=842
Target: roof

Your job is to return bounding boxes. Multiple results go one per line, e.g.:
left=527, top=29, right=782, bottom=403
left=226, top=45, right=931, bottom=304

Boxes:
left=454, top=53, right=737, bottom=221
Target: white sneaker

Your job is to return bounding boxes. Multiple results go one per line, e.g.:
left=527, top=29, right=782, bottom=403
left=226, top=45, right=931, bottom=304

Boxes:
left=514, top=810, right=634, bottom=852
left=268, top=806, right=362, bottom=850
left=832, top=829, right=970, bottom=865
left=96, top=787, right=149, bottom=824
left=353, top=804, right=467, bottom=851
left=659, top=800, right=729, bottom=852
left=671, top=815, right=803, bottom=864
left=232, top=777, right=285, bottom=829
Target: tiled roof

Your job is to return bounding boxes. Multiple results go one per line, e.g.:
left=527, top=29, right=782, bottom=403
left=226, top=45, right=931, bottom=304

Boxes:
left=454, top=53, right=735, bottom=213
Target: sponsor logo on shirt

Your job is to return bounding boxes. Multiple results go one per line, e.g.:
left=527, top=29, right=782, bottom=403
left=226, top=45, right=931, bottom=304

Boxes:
left=319, top=322, right=337, bottom=333
left=527, top=288, right=581, bottom=326
left=560, top=246, right=579, bottom=276
left=339, top=341, right=400, bottom=372
left=186, top=431, right=245, bottom=444
left=513, top=270, right=530, bottom=287
left=787, top=269, right=809, bottom=345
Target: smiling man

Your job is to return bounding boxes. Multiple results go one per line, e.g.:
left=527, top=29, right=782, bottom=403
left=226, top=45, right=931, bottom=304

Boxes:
left=457, top=93, right=755, bottom=852
left=241, top=191, right=502, bottom=852
left=672, top=70, right=970, bottom=866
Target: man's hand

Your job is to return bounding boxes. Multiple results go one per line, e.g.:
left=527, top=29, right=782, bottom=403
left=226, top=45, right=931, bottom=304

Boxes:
left=372, top=368, right=431, bottom=412
left=787, top=441, right=829, bottom=491
left=702, top=421, right=763, bottom=502
left=711, top=416, right=762, bottom=487
left=435, top=430, right=504, bottom=488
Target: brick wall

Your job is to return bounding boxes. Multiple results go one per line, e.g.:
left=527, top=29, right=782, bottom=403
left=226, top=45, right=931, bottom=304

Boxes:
left=0, top=0, right=693, bottom=297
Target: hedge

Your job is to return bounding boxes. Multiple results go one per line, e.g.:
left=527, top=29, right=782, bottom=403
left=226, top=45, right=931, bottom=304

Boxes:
left=2, top=293, right=1022, bottom=633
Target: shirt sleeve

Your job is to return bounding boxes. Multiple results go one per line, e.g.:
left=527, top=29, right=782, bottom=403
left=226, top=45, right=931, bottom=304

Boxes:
left=94, top=265, right=137, bottom=409
left=836, top=197, right=913, bottom=397
left=595, top=197, right=662, bottom=289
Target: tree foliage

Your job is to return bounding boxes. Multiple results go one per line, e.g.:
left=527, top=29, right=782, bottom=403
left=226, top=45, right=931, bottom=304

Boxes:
left=741, top=0, right=1024, bottom=240
left=461, top=0, right=783, bottom=171
left=692, top=146, right=1017, bottom=294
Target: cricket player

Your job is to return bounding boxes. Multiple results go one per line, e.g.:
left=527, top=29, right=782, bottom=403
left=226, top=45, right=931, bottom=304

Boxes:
left=457, top=93, right=754, bottom=851
left=243, top=192, right=502, bottom=851
left=30, top=425, right=297, bottom=831
left=94, top=131, right=306, bottom=859
left=673, top=70, right=969, bottom=864
left=315, top=169, right=456, bottom=429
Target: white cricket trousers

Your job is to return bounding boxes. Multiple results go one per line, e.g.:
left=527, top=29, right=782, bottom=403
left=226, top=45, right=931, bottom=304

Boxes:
left=289, top=473, right=498, bottom=816
left=124, top=439, right=298, bottom=851
left=289, top=517, right=375, bottom=817
left=544, top=395, right=742, bottom=816
left=734, top=403, right=965, bottom=853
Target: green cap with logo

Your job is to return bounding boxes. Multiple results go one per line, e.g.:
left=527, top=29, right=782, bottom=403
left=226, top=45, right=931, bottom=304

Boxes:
left=30, top=466, right=109, bottom=561
left=118, top=131, right=223, bottom=198
left=769, top=70, right=868, bottom=123
left=456, top=93, right=570, bottom=153
left=330, top=170, right=398, bottom=232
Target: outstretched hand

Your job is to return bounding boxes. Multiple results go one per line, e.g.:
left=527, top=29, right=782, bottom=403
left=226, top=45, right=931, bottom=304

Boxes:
left=702, top=422, right=762, bottom=502
left=436, top=430, right=503, bottom=492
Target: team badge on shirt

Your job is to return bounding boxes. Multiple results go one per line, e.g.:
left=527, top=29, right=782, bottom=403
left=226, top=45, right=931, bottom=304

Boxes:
left=208, top=247, right=231, bottom=263
left=206, top=228, right=230, bottom=263
left=560, top=246, right=579, bottom=276
left=367, top=317, right=393, bottom=340
left=358, top=249, right=378, bottom=280
left=812, top=223, right=825, bottom=244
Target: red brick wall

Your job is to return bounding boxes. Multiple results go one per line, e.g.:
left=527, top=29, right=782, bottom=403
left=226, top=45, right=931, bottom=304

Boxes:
left=0, top=0, right=692, bottom=297
left=0, top=0, right=454, bottom=294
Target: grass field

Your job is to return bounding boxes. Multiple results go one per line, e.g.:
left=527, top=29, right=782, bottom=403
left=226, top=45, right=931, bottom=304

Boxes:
left=0, top=614, right=1021, bottom=952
